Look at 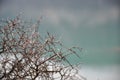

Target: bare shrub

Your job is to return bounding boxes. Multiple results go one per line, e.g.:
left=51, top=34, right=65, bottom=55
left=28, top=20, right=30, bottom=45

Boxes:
left=0, top=16, right=85, bottom=80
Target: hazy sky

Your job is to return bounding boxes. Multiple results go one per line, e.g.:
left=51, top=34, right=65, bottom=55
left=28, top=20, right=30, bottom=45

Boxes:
left=0, top=0, right=120, bottom=66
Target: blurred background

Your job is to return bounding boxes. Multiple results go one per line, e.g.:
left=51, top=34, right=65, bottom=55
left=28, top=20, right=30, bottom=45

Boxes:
left=0, top=0, right=120, bottom=80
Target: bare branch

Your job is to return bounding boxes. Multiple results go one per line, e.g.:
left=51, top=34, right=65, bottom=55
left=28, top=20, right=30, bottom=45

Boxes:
left=0, top=16, right=85, bottom=80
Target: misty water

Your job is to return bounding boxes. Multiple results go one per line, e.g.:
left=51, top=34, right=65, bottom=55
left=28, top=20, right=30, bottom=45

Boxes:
left=80, top=65, right=120, bottom=80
